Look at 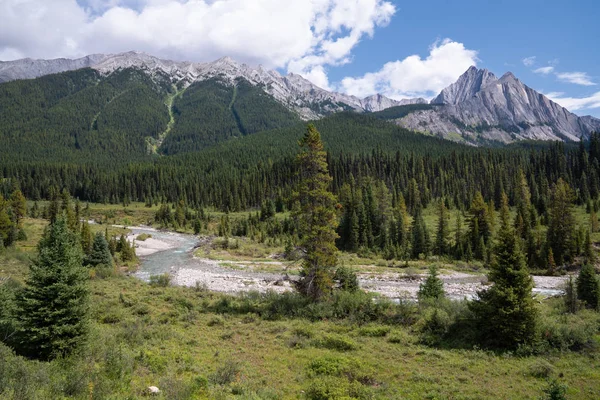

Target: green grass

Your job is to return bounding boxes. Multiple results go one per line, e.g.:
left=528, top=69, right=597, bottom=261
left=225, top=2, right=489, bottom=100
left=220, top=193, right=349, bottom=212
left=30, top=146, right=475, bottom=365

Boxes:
left=1, top=218, right=600, bottom=398
left=2, top=274, right=599, bottom=398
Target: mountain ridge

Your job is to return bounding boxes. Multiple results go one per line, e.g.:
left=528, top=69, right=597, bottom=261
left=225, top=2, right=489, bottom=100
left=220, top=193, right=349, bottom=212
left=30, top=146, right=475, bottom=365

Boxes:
left=1, top=52, right=599, bottom=145
left=0, top=51, right=424, bottom=120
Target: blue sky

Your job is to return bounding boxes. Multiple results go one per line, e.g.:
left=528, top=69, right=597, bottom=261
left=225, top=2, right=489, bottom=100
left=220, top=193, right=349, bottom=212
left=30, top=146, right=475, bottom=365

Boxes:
left=333, top=0, right=600, bottom=116
left=1, top=0, right=599, bottom=116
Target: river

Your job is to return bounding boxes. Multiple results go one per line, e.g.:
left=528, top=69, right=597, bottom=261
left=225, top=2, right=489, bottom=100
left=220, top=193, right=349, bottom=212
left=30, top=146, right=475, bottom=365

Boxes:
left=129, top=227, right=565, bottom=299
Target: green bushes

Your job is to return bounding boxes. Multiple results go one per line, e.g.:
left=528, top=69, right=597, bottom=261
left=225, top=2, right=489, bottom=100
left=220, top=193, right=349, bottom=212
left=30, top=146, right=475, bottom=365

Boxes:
left=209, top=359, right=241, bottom=385
left=314, top=334, right=358, bottom=351
left=149, top=273, right=171, bottom=287
left=305, top=356, right=376, bottom=399
left=357, top=325, right=390, bottom=337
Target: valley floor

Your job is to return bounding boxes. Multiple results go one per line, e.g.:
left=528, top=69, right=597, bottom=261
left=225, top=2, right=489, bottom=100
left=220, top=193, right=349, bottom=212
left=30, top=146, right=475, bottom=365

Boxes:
left=1, top=209, right=598, bottom=399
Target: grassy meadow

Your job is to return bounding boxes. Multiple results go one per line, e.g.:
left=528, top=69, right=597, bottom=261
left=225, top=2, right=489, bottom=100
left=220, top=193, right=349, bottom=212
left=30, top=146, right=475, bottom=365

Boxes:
left=1, top=204, right=599, bottom=399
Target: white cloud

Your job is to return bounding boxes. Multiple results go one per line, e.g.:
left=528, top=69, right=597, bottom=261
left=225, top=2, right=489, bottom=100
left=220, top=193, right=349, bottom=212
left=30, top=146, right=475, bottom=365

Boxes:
left=0, top=0, right=395, bottom=88
left=556, top=71, right=596, bottom=86
left=339, top=39, right=478, bottom=99
left=522, top=56, right=536, bottom=67
left=533, top=66, right=554, bottom=75
left=546, top=91, right=600, bottom=111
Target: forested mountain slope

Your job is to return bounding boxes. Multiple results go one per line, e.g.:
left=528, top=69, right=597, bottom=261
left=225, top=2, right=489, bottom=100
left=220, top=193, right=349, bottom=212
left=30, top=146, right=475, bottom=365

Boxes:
left=0, top=68, right=300, bottom=160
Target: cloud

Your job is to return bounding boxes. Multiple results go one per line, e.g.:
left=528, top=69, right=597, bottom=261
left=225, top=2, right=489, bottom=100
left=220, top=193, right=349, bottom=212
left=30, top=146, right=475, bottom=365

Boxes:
left=0, top=0, right=396, bottom=89
left=339, top=39, right=478, bottom=99
left=533, top=66, right=554, bottom=75
left=546, top=91, right=600, bottom=111
left=556, top=71, right=596, bottom=86
left=522, top=56, right=536, bottom=67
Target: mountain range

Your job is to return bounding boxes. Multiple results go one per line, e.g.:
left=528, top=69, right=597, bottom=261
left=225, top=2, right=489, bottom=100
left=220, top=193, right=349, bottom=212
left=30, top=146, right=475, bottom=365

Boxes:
left=1, top=51, right=599, bottom=146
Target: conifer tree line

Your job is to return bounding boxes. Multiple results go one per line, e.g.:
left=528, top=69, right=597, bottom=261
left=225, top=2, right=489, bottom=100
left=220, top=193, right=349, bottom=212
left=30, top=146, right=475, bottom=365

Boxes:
left=2, top=132, right=600, bottom=215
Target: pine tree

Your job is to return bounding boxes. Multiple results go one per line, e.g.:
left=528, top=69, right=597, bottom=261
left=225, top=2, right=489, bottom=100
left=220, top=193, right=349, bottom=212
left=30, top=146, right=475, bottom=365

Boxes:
left=468, top=192, right=491, bottom=253
left=411, top=208, right=430, bottom=259
left=584, top=230, right=595, bottom=263
left=15, top=216, right=89, bottom=360
left=547, top=179, right=576, bottom=266
left=418, top=265, right=445, bottom=300
left=193, top=218, right=202, bottom=235
left=87, top=232, right=113, bottom=267
left=576, top=264, right=599, bottom=310
left=347, top=209, right=359, bottom=252
left=469, top=193, right=537, bottom=349
left=0, top=201, right=14, bottom=248
left=564, top=275, right=579, bottom=314
left=80, top=221, right=93, bottom=255
left=454, top=211, right=464, bottom=260
left=434, top=200, right=450, bottom=256
left=547, top=248, right=557, bottom=276
left=9, top=189, right=27, bottom=228
left=293, top=124, right=339, bottom=300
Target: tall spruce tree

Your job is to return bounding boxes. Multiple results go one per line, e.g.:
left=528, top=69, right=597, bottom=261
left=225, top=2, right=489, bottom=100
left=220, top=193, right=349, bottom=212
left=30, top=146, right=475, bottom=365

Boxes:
left=293, top=124, right=339, bottom=300
left=547, top=178, right=576, bottom=266
left=468, top=192, right=491, bottom=260
left=411, top=207, right=430, bottom=258
left=87, top=232, right=114, bottom=267
left=15, top=216, right=89, bottom=360
left=434, top=200, right=450, bottom=256
left=469, top=193, right=537, bottom=349
left=576, top=264, right=599, bottom=310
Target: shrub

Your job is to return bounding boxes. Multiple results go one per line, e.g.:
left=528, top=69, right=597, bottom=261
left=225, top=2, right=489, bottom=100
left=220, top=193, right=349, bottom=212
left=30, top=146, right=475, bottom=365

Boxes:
left=387, top=329, right=414, bottom=345
left=541, top=378, right=568, bottom=400
left=209, top=360, right=241, bottom=385
left=306, top=355, right=374, bottom=384
left=315, top=334, right=358, bottom=351
left=305, top=376, right=373, bottom=400
left=149, top=273, right=171, bottom=288
left=357, top=325, right=390, bottom=337
left=207, top=316, right=225, bottom=327
left=538, top=309, right=599, bottom=351
left=136, top=233, right=152, bottom=241
left=334, top=266, right=359, bottom=292
left=528, top=360, right=555, bottom=378
left=419, top=308, right=451, bottom=346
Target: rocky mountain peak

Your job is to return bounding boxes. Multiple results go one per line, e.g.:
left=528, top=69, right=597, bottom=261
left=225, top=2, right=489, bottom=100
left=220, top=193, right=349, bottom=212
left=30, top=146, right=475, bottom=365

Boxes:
left=499, top=71, right=518, bottom=83
left=399, top=66, right=600, bottom=144
left=431, top=66, right=497, bottom=105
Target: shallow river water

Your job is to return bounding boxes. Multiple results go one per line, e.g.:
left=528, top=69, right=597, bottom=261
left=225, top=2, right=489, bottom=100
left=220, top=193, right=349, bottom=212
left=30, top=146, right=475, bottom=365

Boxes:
left=130, top=227, right=565, bottom=299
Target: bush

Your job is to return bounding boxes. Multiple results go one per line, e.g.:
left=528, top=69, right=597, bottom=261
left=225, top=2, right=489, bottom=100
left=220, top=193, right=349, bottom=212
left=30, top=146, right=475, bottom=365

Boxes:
left=136, top=233, right=152, bottom=241
left=207, top=316, right=225, bottom=327
left=387, top=329, right=414, bottom=345
left=418, top=308, right=452, bottom=346
left=357, top=325, right=390, bottom=337
left=528, top=360, right=555, bottom=378
left=314, top=334, right=358, bottom=351
left=209, top=360, right=241, bottom=385
left=306, top=355, right=374, bottom=384
left=305, top=376, right=373, bottom=400
left=334, top=266, right=359, bottom=292
left=538, top=309, right=600, bottom=351
left=149, top=273, right=171, bottom=288
left=541, top=378, right=568, bottom=400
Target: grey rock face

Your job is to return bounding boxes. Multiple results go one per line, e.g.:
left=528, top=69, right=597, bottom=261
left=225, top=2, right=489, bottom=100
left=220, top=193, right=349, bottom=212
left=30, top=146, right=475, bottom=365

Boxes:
left=0, top=54, right=109, bottom=82
left=431, top=66, right=497, bottom=105
left=0, top=52, right=414, bottom=119
left=399, top=66, right=599, bottom=144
